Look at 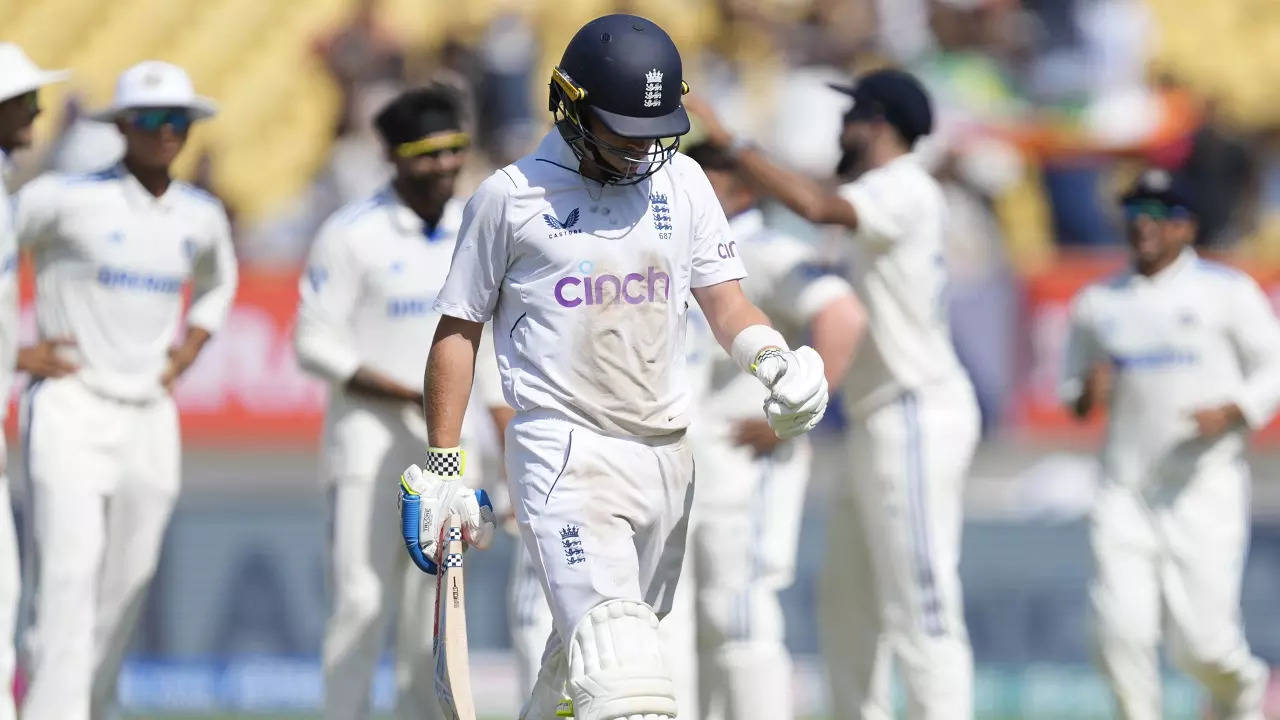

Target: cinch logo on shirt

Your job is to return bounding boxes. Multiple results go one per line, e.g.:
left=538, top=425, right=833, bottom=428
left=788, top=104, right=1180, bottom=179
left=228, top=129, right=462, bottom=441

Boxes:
left=96, top=266, right=184, bottom=294
left=553, top=261, right=670, bottom=308
left=386, top=296, right=435, bottom=317
left=717, top=241, right=738, bottom=259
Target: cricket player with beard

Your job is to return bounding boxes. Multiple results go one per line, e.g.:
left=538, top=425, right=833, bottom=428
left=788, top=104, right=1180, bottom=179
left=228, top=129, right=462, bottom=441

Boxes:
left=690, top=69, right=980, bottom=719
left=295, top=85, right=505, bottom=720
left=1062, top=170, right=1276, bottom=720
left=0, top=43, right=68, bottom=720
left=398, top=14, right=829, bottom=720
left=14, top=61, right=237, bottom=720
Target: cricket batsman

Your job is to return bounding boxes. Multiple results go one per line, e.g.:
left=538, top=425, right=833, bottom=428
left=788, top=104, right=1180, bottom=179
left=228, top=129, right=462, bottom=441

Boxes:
left=1061, top=169, right=1275, bottom=720
left=690, top=69, right=981, bottom=719
left=295, top=85, right=504, bottom=720
left=677, top=140, right=864, bottom=720
left=0, top=43, right=69, bottom=720
left=398, top=14, right=829, bottom=720
left=13, top=61, right=238, bottom=720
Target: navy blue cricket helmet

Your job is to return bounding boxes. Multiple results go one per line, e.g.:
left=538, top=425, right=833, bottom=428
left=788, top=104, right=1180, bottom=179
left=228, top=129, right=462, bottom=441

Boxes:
left=549, top=14, right=690, bottom=184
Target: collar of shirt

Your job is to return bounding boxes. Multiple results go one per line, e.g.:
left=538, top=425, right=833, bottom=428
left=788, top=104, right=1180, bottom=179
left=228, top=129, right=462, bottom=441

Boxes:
left=113, top=163, right=184, bottom=213
left=1132, top=246, right=1196, bottom=288
left=727, top=206, right=764, bottom=238
left=383, top=184, right=462, bottom=241
left=532, top=128, right=582, bottom=175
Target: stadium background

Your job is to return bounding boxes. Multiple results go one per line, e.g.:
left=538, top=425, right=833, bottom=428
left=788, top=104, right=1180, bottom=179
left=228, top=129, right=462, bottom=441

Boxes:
left=4, top=0, right=1280, bottom=717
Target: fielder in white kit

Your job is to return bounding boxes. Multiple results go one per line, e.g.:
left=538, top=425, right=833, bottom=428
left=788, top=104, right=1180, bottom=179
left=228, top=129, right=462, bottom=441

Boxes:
left=295, top=86, right=503, bottom=720
left=13, top=62, right=237, bottom=720
left=691, top=69, right=981, bottom=719
left=397, top=15, right=829, bottom=720
left=1061, top=170, right=1275, bottom=720
left=677, top=141, right=863, bottom=720
left=0, top=43, right=69, bottom=720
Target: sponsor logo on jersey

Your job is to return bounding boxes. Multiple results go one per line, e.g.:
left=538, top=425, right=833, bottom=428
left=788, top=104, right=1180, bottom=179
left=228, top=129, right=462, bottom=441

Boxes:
left=717, top=241, right=737, bottom=259
left=96, top=266, right=184, bottom=293
left=553, top=260, right=670, bottom=308
left=560, top=524, right=586, bottom=566
left=543, top=208, right=583, bottom=238
left=386, top=296, right=435, bottom=317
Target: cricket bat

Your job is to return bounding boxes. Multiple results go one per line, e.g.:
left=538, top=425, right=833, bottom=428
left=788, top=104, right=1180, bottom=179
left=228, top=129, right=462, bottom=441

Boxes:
left=434, top=513, right=477, bottom=720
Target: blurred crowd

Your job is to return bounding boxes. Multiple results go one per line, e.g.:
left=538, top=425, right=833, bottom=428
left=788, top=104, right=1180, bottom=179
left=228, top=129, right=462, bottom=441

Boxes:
left=8, top=0, right=1280, bottom=431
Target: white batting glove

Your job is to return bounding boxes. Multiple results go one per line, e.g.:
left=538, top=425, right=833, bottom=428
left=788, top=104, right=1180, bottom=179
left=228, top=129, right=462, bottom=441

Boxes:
left=751, top=345, right=829, bottom=439
left=399, top=447, right=496, bottom=574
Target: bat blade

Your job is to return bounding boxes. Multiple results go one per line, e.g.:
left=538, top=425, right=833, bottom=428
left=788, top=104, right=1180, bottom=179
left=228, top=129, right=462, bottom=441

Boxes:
left=434, top=513, right=477, bottom=720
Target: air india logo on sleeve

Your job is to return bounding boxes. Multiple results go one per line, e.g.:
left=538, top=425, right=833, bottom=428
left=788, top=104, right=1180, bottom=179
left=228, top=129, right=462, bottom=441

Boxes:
left=644, top=69, right=663, bottom=108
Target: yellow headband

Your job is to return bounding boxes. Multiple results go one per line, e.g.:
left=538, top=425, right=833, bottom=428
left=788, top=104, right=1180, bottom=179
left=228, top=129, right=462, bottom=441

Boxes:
left=395, top=130, right=471, bottom=158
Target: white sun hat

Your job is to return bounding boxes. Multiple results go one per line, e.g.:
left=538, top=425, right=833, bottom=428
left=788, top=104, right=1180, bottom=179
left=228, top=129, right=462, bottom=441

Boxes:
left=0, top=43, right=70, bottom=103
left=90, top=60, right=217, bottom=121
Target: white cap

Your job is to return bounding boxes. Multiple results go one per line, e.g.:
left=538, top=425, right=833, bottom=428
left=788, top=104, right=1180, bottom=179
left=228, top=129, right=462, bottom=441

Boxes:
left=0, top=43, right=70, bottom=103
left=91, top=60, right=217, bottom=121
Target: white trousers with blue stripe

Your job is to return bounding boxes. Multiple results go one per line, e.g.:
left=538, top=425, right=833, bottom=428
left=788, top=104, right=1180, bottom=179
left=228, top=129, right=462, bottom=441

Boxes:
left=822, top=381, right=978, bottom=720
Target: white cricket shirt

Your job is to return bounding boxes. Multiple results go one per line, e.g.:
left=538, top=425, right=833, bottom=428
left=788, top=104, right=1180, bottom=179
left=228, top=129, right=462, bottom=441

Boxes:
left=1060, top=248, right=1280, bottom=487
left=13, top=164, right=238, bottom=402
left=0, top=151, right=18, bottom=422
left=434, top=130, right=748, bottom=438
left=836, top=153, right=971, bottom=417
left=690, top=208, right=855, bottom=427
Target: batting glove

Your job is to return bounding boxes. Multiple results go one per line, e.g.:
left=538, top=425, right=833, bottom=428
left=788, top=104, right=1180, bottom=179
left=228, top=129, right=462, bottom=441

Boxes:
left=751, top=346, right=829, bottom=439
left=399, top=447, right=496, bottom=574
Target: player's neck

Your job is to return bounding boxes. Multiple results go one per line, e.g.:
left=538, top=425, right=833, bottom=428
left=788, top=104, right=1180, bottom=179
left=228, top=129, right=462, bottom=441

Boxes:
left=123, top=157, right=172, bottom=197
left=868, top=143, right=907, bottom=170
left=1135, top=249, right=1184, bottom=277
left=394, top=178, right=447, bottom=230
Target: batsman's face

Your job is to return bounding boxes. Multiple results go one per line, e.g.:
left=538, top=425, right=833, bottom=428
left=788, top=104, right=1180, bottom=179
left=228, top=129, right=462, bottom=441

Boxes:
left=586, top=115, right=656, bottom=173
left=0, top=91, right=40, bottom=153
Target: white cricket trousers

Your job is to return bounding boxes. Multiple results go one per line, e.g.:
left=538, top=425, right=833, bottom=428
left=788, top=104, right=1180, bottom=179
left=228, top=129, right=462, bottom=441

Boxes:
left=321, top=448, right=444, bottom=719
left=506, top=411, right=694, bottom=716
left=1091, top=462, right=1267, bottom=720
left=19, top=376, right=180, bottom=720
left=0, top=459, right=18, bottom=720
left=822, top=383, right=979, bottom=720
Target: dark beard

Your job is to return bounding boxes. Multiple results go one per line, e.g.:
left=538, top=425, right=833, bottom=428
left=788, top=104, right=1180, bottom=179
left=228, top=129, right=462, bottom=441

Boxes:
left=835, top=145, right=865, bottom=180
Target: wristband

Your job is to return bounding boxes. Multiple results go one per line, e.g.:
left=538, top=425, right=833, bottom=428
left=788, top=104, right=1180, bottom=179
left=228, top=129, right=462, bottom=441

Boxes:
left=730, top=325, right=789, bottom=377
left=425, top=446, right=466, bottom=477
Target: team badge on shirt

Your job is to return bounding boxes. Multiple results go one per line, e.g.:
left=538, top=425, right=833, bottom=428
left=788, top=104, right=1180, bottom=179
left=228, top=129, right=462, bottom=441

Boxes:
left=650, top=193, right=671, bottom=232
left=644, top=68, right=663, bottom=108
left=560, top=524, right=586, bottom=566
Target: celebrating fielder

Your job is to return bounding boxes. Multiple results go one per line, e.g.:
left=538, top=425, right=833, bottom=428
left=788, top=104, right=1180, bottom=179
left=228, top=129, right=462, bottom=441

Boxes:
left=295, top=86, right=502, bottom=720
left=399, top=14, right=829, bottom=720
left=691, top=69, right=981, bottom=719
left=14, top=61, right=237, bottom=720
left=1062, top=170, right=1276, bottom=720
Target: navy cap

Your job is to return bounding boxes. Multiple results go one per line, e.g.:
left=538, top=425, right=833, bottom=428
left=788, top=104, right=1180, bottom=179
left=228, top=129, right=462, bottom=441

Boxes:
left=829, top=69, right=933, bottom=146
left=1121, top=168, right=1196, bottom=214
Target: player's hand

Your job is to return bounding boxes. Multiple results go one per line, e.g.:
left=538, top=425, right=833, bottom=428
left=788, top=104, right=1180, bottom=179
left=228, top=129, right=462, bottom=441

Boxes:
left=752, top=346, right=828, bottom=439
left=1191, top=403, right=1244, bottom=439
left=682, top=94, right=733, bottom=149
left=17, top=338, right=78, bottom=379
left=161, top=345, right=199, bottom=393
left=398, top=448, right=495, bottom=574
left=732, top=418, right=785, bottom=456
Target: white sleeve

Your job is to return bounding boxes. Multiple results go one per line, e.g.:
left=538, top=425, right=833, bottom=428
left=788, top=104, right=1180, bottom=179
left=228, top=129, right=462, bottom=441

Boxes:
left=836, top=166, right=915, bottom=248
left=473, top=323, right=507, bottom=409
left=686, top=163, right=747, bottom=288
left=186, top=207, right=239, bottom=334
left=1058, top=291, right=1104, bottom=406
left=293, top=221, right=363, bottom=383
left=12, top=175, right=61, bottom=249
left=1226, top=277, right=1280, bottom=428
left=433, top=172, right=512, bottom=323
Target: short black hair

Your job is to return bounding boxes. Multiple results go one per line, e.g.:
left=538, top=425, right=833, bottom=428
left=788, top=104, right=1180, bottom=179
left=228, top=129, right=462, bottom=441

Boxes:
left=683, top=141, right=737, bottom=173
left=374, top=85, right=464, bottom=148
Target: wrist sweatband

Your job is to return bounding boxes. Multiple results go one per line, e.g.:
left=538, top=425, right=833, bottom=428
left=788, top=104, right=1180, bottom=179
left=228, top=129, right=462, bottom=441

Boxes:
left=425, top=447, right=466, bottom=477
left=730, top=325, right=789, bottom=376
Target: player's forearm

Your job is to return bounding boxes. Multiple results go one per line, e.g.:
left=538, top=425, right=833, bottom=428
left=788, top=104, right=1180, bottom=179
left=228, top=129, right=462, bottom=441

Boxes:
left=733, top=147, right=859, bottom=228
left=174, top=326, right=212, bottom=367
left=810, top=295, right=865, bottom=387
left=692, top=280, right=772, bottom=352
left=425, top=315, right=484, bottom=448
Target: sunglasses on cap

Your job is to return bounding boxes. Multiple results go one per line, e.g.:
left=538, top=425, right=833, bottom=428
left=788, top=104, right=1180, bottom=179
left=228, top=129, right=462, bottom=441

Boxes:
left=1123, top=200, right=1191, bottom=222
left=126, top=108, right=193, bottom=133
